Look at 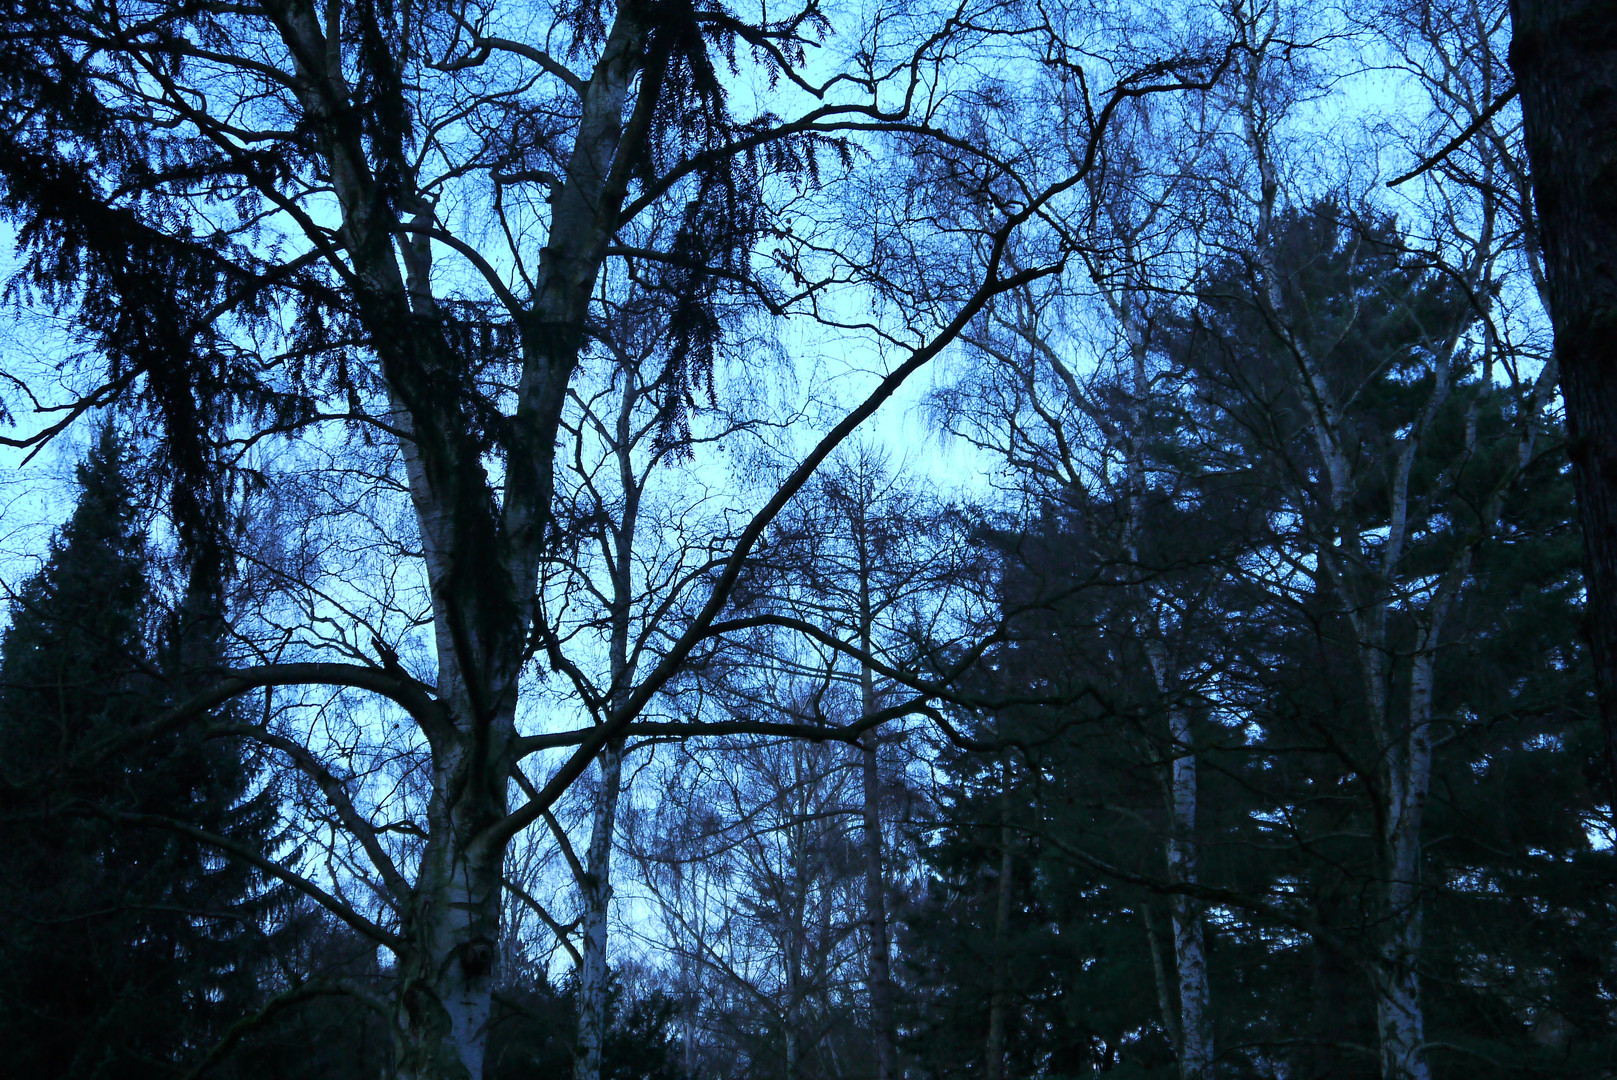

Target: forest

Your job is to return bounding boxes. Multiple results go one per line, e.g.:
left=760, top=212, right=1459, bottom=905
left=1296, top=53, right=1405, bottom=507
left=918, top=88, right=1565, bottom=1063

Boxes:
left=0, top=0, right=1612, bottom=1079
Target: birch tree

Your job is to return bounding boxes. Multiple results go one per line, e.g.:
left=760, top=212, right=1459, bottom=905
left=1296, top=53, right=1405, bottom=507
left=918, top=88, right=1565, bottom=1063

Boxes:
left=728, top=445, right=972, bottom=1080
left=624, top=725, right=869, bottom=1080
left=932, top=82, right=1229, bottom=1077
left=0, top=0, right=1239, bottom=1076
left=1210, top=2, right=1554, bottom=1072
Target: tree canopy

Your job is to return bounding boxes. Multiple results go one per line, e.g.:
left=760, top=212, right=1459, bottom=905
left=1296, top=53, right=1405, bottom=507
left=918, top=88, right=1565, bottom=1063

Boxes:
left=0, top=1, right=1608, bottom=1079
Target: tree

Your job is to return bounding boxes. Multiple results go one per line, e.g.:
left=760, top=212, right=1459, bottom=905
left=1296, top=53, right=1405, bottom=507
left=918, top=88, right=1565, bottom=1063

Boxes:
left=932, top=82, right=1231, bottom=1080
left=484, top=966, right=686, bottom=1080
left=0, top=3, right=1231, bottom=1077
left=0, top=430, right=284, bottom=1080
left=729, top=445, right=972, bottom=1080
left=903, top=195, right=1610, bottom=1077
left=1179, top=201, right=1561, bottom=1079
left=1507, top=0, right=1617, bottom=818
left=625, top=729, right=870, bottom=1080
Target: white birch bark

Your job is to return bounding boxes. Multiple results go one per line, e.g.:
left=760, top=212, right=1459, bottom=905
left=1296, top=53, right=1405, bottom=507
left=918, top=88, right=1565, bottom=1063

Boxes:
left=262, top=6, right=655, bottom=1073
left=573, top=741, right=623, bottom=1080
left=1226, top=12, right=1551, bottom=1074
left=1115, top=273, right=1215, bottom=1080
left=1166, top=704, right=1214, bottom=1080
left=1372, top=647, right=1435, bottom=1080
left=1142, top=907, right=1184, bottom=1058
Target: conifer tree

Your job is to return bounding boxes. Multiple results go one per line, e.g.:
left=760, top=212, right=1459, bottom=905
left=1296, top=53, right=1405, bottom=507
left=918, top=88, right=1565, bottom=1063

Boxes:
left=0, top=428, right=285, bottom=1080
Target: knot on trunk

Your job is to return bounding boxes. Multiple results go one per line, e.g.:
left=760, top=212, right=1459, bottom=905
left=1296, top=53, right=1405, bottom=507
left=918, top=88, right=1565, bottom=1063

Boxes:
left=456, top=935, right=497, bottom=978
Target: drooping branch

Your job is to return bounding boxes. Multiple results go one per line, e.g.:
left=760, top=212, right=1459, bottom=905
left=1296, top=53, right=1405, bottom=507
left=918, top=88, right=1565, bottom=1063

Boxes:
left=207, top=723, right=413, bottom=902
left=101, top=663, right=453, bottom=761
left=102, top=809, right=404, bottom=951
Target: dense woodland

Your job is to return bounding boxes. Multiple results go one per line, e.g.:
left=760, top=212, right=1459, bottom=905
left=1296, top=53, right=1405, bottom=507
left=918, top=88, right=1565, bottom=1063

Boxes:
left=0, top=0, right=1613, bottom=1079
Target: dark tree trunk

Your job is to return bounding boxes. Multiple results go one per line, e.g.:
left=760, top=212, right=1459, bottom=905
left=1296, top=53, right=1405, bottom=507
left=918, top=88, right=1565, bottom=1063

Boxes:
left=1309, top=888, right=1377, bottom=1080
left=1510, top=0, right=1617, bottom=816
left=984, top=764, right=1013, bottom=1080
left=860, top=731, right=897, bottom=1080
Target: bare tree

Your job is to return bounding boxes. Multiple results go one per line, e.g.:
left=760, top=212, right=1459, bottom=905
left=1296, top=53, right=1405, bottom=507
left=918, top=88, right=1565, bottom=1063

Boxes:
left=0, top=1, right=1242, bottom=1076
left=933, top=72, right=1229, bottom=1076
left=624, top=722, right=868, bottom=1080
left=734, top=445, right=972, bottom=1080
left=1217, top=3, right=1554, bottom=1075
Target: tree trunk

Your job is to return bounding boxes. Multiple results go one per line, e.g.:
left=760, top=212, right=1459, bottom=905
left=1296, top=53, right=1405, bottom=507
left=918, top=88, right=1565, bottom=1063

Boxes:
left=785, top=932, right=803, bottom=1080
left=858, top=629, right=897, bottom=1080
left=1143, top=632, right=1213, bottom=1080
left=784, top=783, right=810, bottom=1080
left=1165, top=707, right=1213, bottom=1080
left=394, top=721, right=511, bottom=1080
left=575, top=348, right=644, bottom=1080
left=1142, top=906, right=1183, bottom=1059
left=1372, top=917, right=1428, bottom=1080
left=984, top=764, right=1013, bottom=1080
left=1119, top=256, right=1214, bottom=1080
left=574, top=740, right=624, bottom=1080
left=1509, top=0, right=1617, bottom=821
left=860, top=731, right=897, bottom=1080
left=1373, top=650, right=1436, bottom=1080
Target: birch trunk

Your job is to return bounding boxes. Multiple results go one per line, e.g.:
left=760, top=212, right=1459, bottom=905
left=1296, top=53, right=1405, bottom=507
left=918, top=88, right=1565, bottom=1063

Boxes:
left=373, top=14, right=647, bottom=1073
left=574, top=316, right=646, bottom=1080
left=395, top=846, right=503, bottom=1080
left=1373, top=646, right=1437, bottom=1080
left=1223, top=10, right=1551, bottom=1077
left=1144, top=640, right=1213, bottom=1080
left=1166, top=706, right=1213, bottom=1080
left=1233, top=25, right=1427, bottom=1076
left=1142, top=907, right=1183, bottom=1058
left=390, top=685, right=514, bottom=1080
left=574, top=740, right=624, bottom=1080
left=785, top=897, right=804, bottom=1080
left=1126, top=304, right=1212, bottom=1079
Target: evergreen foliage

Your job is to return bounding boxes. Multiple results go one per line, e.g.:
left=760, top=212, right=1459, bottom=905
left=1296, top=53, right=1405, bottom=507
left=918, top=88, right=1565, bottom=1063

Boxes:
left=899, top=206, right=1615, bottom=1078
left=486, top=970, right=687, bottom=1080
left=0, top=430, right=286, bottom=1080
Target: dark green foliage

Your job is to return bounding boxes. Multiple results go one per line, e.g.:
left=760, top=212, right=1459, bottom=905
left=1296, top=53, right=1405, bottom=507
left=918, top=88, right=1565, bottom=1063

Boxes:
left=899, top=751, right=1179, bottom=1079
left=900, top=204, right=1615, bottom=1079
left=211, top=913, right=394, bottom=1080
left=0, top=429, right=286, bottom=1080
left=1178, top=206, right=1617, bottom=1078
left=0, top=0, right=317, bottom=567
left=486, top=969, right=687, bottom=1080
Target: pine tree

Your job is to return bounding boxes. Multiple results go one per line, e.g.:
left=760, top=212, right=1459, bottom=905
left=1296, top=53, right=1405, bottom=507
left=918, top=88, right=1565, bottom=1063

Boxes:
left=0, top=428, right=285, bottom=1080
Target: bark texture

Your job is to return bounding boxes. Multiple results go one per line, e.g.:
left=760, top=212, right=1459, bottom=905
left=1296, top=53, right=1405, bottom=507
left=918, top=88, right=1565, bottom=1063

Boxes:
left=1165, top=707, right=1213, bottom=1080
left=574, top=741, right=624, bottom=1080
left=1123, top=278, right=1213, bottom=1080
left=574, top=344, right=647, bottom=1080
left=1509, top=0, right=1617, bottom=819
left=261, top=3, right=657, bottom=1073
